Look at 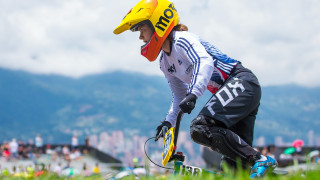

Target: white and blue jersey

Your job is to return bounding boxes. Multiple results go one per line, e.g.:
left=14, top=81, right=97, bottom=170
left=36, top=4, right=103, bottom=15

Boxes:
left=160, top=31, right=239, bottom=126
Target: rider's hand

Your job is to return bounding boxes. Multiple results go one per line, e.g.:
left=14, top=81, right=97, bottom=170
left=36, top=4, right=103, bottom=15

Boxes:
left=179, top=93, right=197, bottom=114
left=155, top=121, right=172, bottom=141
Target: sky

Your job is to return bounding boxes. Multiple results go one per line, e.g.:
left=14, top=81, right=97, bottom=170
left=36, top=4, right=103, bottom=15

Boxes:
left=0, top=0, right=319, bottom=87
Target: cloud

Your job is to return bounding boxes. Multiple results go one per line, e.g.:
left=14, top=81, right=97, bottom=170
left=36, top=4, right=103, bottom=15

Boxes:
left=0, top=0, right=319, bottom=87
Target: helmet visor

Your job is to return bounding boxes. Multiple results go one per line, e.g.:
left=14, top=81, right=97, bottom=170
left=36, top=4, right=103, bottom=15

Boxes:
left=130, top=20, right=155, bottom=32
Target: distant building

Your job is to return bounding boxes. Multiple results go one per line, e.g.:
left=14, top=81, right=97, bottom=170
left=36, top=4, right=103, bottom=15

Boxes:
left=89, top=135, right=98, bottom=148
left=316, top=137, right=320, bottom=147
left=308, top=130, right=314, bottom=146
left=256, top=136, right=265, bottom=147
left=90, top=130, right=204, bottom=166
left=275, top=136, right=283, bottom=147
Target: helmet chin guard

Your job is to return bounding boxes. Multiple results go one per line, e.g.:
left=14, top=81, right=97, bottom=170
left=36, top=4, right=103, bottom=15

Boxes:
left=141, top=21, right=175, bottom=61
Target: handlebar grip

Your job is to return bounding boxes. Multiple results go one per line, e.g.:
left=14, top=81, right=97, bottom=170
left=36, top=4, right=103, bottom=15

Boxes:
left=187, top=101, right=195, bottom=110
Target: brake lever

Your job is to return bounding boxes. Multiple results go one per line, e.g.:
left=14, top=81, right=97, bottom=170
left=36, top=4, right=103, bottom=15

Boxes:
left=155, top=129, right=163, bottom=141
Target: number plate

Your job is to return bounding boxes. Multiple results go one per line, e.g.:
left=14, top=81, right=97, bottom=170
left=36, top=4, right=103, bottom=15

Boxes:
left=162, top=127, right=175, bottom=166
left=179, top=165, right=203, bottom=176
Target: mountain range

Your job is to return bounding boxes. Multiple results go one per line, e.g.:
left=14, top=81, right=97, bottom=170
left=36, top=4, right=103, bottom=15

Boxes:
left=0, top=68, right=319, bottom=145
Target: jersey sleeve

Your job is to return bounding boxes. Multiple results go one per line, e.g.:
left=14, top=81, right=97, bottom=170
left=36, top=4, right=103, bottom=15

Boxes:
left=175, top=36, right=214, bottom=97
left=160, top=56, right=188, bottom=127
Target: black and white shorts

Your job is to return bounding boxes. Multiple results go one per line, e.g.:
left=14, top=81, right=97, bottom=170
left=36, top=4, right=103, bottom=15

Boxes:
left=199, top=63, right=261, bottom=145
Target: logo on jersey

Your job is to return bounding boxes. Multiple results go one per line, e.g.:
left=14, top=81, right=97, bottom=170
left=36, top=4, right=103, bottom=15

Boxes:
left=178, top=60, right=183, bottom=65
left=168, top=64, right=176, bottom=73
left=185, top=65, right=192, bottom=75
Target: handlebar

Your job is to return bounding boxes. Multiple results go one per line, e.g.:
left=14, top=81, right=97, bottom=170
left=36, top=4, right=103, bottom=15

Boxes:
left=174, top=101, right=194, bottom=145
left=168, top=110, right=184, bottom=162
left=173, top=110, right=184, bottom=148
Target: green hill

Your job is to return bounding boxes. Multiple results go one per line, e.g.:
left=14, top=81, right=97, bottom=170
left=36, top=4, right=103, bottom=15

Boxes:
left=0, top=68, right=319, bottom=145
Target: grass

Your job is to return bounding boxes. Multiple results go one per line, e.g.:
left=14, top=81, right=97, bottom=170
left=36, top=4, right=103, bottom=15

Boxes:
left=0, top=173, right=104, bottom=180
left=1, top=166, right=319, bottom=179
left=132, top=167, right=319, bottom=180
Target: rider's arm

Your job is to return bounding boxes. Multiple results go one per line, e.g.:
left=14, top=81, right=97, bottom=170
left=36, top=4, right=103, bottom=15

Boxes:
left=175, top=33, right=214, bottom=97
left=160, top=57, right=188, bottom=127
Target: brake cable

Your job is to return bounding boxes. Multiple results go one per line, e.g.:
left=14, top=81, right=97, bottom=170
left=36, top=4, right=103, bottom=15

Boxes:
left=144, top=137, right=174, bottom=170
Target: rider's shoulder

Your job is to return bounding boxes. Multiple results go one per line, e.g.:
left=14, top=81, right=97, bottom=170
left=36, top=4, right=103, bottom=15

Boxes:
left=173, top=31, right=200, bottom=46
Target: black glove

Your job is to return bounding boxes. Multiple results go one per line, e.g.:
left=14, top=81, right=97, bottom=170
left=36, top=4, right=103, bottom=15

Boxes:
left=179, top=93, right=197, bottom=114
left=155, top=121, right=172, bottom=141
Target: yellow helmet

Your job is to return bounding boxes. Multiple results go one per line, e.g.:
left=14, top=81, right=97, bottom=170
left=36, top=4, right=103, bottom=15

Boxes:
left=113, top=0, right=180, bottom=61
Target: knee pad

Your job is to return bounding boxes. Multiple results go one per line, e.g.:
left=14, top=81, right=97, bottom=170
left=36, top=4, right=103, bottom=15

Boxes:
left=190, top=125, right=211, bottom=146
left=190, top=115, right=213, bottom=146
left=190, top=115, right=211, bottom=127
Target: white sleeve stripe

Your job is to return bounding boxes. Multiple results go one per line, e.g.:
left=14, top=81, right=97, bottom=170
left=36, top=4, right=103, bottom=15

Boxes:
left=217, top=60, right=233, bottom=70
left=217, top=61, right=232, bottom=72
left=217, top=65, right=229, bottom=73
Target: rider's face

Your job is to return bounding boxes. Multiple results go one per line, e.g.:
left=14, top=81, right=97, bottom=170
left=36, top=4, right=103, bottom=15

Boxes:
left=138, top=24, right=153, bottom=44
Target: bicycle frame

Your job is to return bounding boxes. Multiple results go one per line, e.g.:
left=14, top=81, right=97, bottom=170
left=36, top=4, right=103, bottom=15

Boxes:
left=162, top=110, right=221, bottom=176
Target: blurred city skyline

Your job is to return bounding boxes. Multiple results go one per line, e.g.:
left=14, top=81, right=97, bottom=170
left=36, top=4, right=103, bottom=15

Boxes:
left=3, top=129, right=319, bottom=166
